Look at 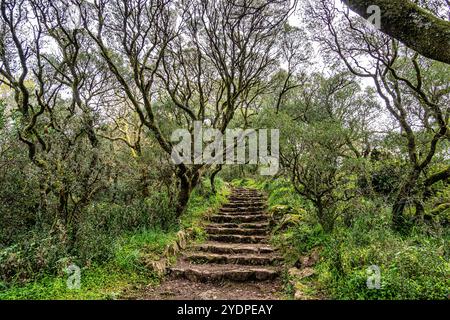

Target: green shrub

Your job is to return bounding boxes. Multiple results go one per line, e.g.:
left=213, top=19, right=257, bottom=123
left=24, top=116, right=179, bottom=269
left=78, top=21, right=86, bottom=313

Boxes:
left=317, top=214, right=449, bottom=300
left=113, top=228, right=177, bottom=273
left=75, top=193, right=177, bottom=264
left=0, top=231, right=69, bottom=284
left=264, top=178, right=449, bottom=300
left=358, top=161, right=404, bottom=197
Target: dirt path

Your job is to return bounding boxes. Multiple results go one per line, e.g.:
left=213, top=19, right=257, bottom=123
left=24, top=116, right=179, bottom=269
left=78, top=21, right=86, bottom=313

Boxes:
left=129, top=187, right=285, bottom=300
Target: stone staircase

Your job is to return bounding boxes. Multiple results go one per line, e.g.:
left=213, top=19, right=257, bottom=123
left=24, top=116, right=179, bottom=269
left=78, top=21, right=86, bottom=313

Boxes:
left=169, top=187, right=282, bottom=282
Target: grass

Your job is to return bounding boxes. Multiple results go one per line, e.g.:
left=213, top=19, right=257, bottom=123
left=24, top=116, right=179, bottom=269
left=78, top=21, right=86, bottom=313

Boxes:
left=0, top=264, right=147, bottom=300
left=0, top=228, right=173, bottom=300
left=233, top=177, right=449, bottom=300
left=113, top=228, right=178, bottom=272
left=180, top=178, right=230, bottom=241
left=0, top=178, right=230, bottom=300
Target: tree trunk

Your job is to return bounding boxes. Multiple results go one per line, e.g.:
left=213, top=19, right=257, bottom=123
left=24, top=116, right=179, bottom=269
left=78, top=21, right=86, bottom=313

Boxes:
left=414, top=199, right=425, bottom=221
left=392, top=197, right=407, bottom=230
left=392, top=170, right=420, bottom=230
left=37, top=178, right=49, bottom=228
left=58, top=188, right=68, bottom=225
left=176, top=175, right=191, bottom=218
left=175, top=167, right=202, bottom=218
left=316, top=198, right=334, bottom=233
left=140, top=167, right=150, bottom=198
left=342, top=0, right=450, bottom=64
left=210, top=164, right=223, bottom=194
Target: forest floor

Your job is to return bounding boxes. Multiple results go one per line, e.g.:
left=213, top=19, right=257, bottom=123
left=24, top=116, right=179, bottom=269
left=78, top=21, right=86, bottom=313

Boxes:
left=123, top=187, right=287, bottom=300
left=124, top=279, right=284, bottom=300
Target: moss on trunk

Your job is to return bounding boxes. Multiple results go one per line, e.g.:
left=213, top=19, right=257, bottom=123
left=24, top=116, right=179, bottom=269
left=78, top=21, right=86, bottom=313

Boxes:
left=343, top=0, right=450, bottom=64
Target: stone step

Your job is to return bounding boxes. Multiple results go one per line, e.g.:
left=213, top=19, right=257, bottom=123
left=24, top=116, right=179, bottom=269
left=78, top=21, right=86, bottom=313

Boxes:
left=206, top=222, right=269, bottom=229
left=193, top=242, right=275, bottom=254
left=223, top=202, right=266, bottom=207
left=228, top=193, right=266, bottom=200
left=227, top=197, right=266, bottom=202
left=169, top=263, right=280, bottom=282
left=209, top=214, right=268, bottom=223
left=184, top=252, right=282, bottom=266
left=165, top=188, right=280, bottom=284
left=217, top=211, right=267, bottom=217
left=224, top=198, right=266, bottom=205
left=205, top=226, right=268, bottom=236
left=227, top=197, right=263, bottom=201
left=208, top=234, right=268, bottom=243
left=220, top=206, right=266, bottom=213
left=206, top=226, right=268, bottom=236
left=229, top=191, right=265, bottom=197
left=230, top=192, right=264, bottom=195
left=227, top=198, right=265, bottom=203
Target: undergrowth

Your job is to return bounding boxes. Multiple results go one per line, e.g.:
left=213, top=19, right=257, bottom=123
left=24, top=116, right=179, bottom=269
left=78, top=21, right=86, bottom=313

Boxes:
left=233, top=177, right=450, bottom=300
left=0, top=178, right=229, bottom=300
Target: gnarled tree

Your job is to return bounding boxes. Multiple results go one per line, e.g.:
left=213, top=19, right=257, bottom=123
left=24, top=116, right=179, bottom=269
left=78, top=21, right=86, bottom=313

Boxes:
left=309, top=0, right=450, bottom=230
left=77, top=0, right=294, bottom=216
left=342, top=0, right=450, bottom=64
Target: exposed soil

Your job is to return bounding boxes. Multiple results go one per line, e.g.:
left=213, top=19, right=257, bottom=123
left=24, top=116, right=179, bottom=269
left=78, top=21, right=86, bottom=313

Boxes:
left=126, top=279, right=284, bottom=300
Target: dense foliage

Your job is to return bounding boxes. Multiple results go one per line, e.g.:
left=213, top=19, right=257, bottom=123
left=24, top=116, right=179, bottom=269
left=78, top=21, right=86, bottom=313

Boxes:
left=0, top=0, right=448, bottom=300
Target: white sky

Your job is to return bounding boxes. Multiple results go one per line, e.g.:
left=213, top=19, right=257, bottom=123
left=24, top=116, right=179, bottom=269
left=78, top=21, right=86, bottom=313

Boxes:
left=288, top=1, right=395, bottom=134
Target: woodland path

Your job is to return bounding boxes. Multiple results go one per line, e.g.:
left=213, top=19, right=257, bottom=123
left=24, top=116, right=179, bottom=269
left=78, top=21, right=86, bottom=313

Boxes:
left=128, top=187, right=284, bottom=300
